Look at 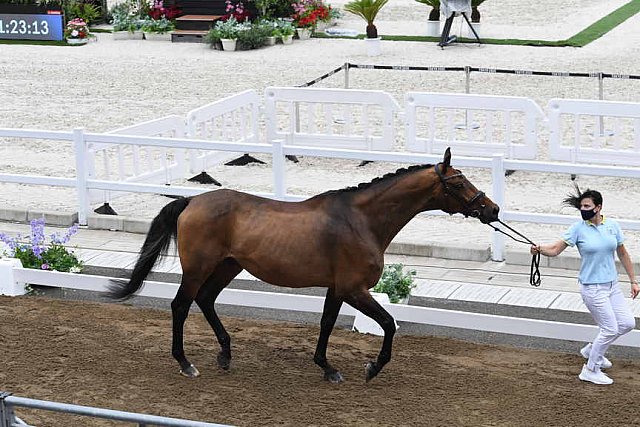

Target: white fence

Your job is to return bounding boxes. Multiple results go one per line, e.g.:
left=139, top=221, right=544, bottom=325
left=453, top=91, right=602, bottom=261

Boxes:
left=1, top=261, right=640, bottom=347
left=405, top=92, right=544, bottom=159
left=3, top=88, right=640, bottom=260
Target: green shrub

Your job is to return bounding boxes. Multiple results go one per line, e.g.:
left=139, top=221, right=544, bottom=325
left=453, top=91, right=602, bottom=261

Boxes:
left=373, top=263, right=416, bottom=303
left=237, top=22, right=271, bottom=49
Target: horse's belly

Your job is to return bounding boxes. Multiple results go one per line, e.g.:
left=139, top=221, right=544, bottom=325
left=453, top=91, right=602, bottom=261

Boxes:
left=237, top=254, right=331, bottom=288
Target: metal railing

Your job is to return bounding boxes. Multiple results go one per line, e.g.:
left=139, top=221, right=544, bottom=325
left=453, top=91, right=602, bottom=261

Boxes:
left=0, top=392, right=230, bottom=427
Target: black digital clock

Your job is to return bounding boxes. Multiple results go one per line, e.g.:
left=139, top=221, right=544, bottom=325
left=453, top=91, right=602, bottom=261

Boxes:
left=0, top=13, right=63, bottom=41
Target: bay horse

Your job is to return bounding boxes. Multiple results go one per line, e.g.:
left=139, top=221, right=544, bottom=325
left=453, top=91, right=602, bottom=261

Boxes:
left=108, top=148, right=499, bottom=383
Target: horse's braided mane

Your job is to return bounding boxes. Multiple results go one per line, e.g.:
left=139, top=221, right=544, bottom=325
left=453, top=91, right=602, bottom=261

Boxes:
left=316, top=164, right=434, bottom=197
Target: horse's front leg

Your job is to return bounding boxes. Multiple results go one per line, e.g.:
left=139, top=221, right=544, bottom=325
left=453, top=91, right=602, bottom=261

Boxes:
left=314, top=288, right=345, bottom=383
left=345, top=291, right=396, bottom=382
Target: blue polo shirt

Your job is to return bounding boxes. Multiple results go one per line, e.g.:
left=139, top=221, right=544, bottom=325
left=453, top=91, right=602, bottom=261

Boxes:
left=562, top=216, right=624, bottom=284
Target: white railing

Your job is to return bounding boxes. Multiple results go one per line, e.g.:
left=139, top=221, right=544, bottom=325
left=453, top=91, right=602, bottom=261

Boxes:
left=4, top=91, right=640, bottom=260
left=2, top=262, right=639, bottom=347
left=265, top=86, right=400, bottom=151
left=405, top=92, right=544, bottom=159
left=88, top=115, right=187, bottom=205
left=4, top=126, right=640, bottom=260
left=186, top=89, right=261, bottom=175
left=548, top=98, right=640, bottom=165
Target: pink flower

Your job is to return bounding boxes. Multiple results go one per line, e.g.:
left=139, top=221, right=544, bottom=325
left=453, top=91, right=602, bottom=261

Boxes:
left=41, top=263, right=49, bottom=270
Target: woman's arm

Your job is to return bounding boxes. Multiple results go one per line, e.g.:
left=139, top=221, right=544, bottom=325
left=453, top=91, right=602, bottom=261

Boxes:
left=616, top=244, right=640, bottom=299
left=530, top=240, right=568, bottom=257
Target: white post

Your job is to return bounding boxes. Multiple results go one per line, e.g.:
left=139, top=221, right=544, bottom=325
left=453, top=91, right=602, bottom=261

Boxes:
left=491, top=154, right=505, bottom=261
left=0, top=259, right=26, bottom=296
left=272, top=139, right=286, bottom=200
left=73, top=128, right=90, bottom=226
left=344, top=63, right=350, bottom=89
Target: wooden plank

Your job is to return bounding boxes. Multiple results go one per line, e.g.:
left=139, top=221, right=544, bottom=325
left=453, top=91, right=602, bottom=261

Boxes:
left=175, top=15, right=222, bottom=21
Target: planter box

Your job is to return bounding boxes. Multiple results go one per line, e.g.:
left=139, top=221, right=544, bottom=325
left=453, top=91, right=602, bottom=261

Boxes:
left=144, top=32, right=172, bottom=41
left=113, top=30, right=144, bottom=40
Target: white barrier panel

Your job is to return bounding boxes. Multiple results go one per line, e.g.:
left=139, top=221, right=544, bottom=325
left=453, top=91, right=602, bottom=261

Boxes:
left=265, top=86, right=400, bottom=151
left=548, top=98, right=640, bottom=165
left=405, top=92, right=544, bottom=159
left=186, top=89, right=261, bottom=174
left=87, top=115, right=187, bottom=204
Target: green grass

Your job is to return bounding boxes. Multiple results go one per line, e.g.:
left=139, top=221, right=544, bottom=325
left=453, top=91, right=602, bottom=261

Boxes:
left=317, top=0, right=640, bottom=47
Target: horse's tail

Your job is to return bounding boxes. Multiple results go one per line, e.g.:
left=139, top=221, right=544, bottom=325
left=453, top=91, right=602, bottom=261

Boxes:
left=107, top=197, right=191, bottom=300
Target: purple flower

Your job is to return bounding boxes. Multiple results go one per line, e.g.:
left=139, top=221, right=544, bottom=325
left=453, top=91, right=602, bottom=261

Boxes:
left=41, top=263, right=49, bottom=270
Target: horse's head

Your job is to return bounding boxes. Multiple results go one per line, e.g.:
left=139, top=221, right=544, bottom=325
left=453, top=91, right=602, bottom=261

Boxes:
left=434, top=148, right=500, bottom=224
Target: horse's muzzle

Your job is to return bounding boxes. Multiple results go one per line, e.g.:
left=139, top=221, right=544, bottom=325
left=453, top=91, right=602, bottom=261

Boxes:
left=474, top=205, right=500, bottom=224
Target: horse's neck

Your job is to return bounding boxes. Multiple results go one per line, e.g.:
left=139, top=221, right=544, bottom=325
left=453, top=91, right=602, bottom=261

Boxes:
left=355, top=171, right=440, bottom=249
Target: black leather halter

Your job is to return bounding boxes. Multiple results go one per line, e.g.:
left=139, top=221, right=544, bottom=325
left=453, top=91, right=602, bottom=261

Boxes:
left=435, top=162, right=485, bottom=218
left=435, top=163, right=542, bottom=287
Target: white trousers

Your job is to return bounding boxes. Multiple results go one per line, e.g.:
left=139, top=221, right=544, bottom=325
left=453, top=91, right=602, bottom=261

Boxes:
left=580, top=281, right=636, bottom=370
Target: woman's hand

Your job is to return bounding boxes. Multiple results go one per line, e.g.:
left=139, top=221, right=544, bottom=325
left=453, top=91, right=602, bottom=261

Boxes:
left=631, top=282, right=640, bottom=299
left=530, top=245, right=541, bottom=256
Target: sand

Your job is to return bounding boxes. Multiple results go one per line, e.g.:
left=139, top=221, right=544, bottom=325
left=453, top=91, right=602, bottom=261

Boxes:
left=1, top=0, right=640, bottom=251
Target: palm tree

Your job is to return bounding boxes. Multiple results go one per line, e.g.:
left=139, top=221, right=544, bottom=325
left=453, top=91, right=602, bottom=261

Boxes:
left=344, top=0, right=390, bottom=39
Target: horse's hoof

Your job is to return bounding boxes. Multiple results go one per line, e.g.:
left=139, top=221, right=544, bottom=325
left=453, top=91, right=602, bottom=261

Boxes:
left=180, top=364, right=200, bottom=378
left=217, top=352, right=231, bottom=371
left=324, top=371, right=344, bottom=384
left=365, top=361, right=379, bottom=382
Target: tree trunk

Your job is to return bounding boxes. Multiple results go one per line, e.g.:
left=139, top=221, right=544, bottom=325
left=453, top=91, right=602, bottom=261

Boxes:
left=428, top=8, right=440, bottom=21
left=366, top=23, right=378, bottom=39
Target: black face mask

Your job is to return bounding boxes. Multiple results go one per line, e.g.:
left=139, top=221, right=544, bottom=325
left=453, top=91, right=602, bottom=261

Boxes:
left=581, top=209, right=597, bottom=221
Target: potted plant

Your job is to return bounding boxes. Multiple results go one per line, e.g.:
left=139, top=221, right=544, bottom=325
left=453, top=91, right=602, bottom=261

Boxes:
left=414, top=0, right=440, bottom=37
left=468, top=0, right=485, bottom=37
left=343, top=0, right=389, bottom=56
left=213, top=17, right=241, bottom=51
left=110, top=0, right=144, bottom=40
left=372, top=263, right=416, bottom=304
left=0, top=219, right=84, bottom=274
left=142, top=17, right=175, bottom=41
left=64, top=17, right=95, bottom=45
left=276, top=20, right=295, bottom=44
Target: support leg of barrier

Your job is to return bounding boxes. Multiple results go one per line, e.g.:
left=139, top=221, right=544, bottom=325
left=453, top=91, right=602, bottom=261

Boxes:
left=187, top=172, right=222, bottom=186
left=94, top=203, right=118, bottom=215
left=73, top=128, right=90, bottom=226
left=224, top=154, right=266, bottom=166
left=0, top=392, right=16, bottom=427
left=0, top=259, right=25, bottom=296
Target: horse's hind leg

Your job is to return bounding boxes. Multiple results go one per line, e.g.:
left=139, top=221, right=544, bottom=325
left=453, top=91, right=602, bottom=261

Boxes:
left=314, top=288, right=345, bottom=383
left=195, top=258, right=243, bottom=371
left=171, top=282, right=200, bottom=378
left=344, top=291, right=396, bottom=382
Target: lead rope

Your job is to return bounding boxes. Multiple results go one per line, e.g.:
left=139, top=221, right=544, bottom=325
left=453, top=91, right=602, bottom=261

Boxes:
left=487, top=220, right=541, bottom=287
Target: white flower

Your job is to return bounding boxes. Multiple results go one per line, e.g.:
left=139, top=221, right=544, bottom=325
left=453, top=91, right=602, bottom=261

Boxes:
left=71, top=30, right=79, bottom=37
left=0, top=241, right=12, bottom=258
left=69, top=266, right=81, bottom=273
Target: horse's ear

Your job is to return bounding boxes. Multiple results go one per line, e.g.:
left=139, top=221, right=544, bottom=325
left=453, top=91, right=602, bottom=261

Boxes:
left=443, top=147, right=451, bottom=169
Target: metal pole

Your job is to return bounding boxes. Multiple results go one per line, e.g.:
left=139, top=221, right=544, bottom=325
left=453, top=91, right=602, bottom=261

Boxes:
left=598, top=72, right=605, bottom=137
left=344, top=62, right=350, bottom=89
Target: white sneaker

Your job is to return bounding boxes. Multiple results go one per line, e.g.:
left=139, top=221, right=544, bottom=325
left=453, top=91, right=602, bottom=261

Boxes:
left=580, top=343, right=613, bottom=369
left=578, top=364, right=613, bottom=385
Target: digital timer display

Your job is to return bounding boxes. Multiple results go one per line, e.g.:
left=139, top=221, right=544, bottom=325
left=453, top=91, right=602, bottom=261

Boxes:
left=0, top=13, right=63, bottom=41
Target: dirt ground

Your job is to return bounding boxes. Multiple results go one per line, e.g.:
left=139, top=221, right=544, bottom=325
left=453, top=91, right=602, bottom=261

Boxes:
left=1, top=296, right=639, bottom=427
